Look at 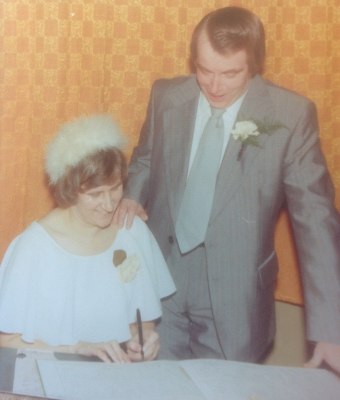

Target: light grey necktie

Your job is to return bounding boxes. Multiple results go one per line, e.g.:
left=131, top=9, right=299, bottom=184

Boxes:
left=175, top=107, right=225, bottom=254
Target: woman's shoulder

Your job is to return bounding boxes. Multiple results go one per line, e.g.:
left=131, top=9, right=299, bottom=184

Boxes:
left=128, top=215, right=148, bottom=232
left=9, top=221, right=46, bottom=248
left=124, top=216, right=155, bottom=244
left=37, top=208, right=65, bottom=234
left=0, top=221, right=50, bottom=273
left=3, top=211, right=69, bottom=263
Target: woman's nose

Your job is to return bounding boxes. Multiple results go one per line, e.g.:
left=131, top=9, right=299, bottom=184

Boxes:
left=101, top=192, right=114, bottom=211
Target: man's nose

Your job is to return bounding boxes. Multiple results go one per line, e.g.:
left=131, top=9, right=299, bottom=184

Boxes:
left=209, top=75, right=221, bottom=93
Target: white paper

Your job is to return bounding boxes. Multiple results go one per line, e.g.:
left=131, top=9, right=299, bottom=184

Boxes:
left=30, top=357, right=340, bottom=400
left=37, top=359, right=206, bottom=400
left=12, top=348, right=56, bottom=397
left=181, top=359, right=340, bottom=400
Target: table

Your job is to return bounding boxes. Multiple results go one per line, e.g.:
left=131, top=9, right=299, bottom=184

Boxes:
left=0, top=348, right=99, bottom=400
left=1, top=348, right=340, bottom=400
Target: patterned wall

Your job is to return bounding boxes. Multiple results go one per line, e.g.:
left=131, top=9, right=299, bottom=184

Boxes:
left=1, top=0, right=339, bottom=304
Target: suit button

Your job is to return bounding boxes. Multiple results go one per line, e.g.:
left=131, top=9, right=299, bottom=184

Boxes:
left=168, top=236, right=174, bottom=244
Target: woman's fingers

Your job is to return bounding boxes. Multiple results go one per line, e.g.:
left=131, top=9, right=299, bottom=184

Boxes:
left=75, top=340, right=131, bottom=364
left=104, top=341, right=131, bottom=364
left=127, top=330, right=160, bottom=361
left=143, top=336, right=159, bottom=361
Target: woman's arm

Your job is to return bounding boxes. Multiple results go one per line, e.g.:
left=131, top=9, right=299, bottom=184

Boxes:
left=0, top=332, right=130, bottom=364
left=126, top=321, right=159, bottom=362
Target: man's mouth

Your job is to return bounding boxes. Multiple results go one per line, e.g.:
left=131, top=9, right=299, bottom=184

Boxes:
left=208, top=92, right=226, bottom=101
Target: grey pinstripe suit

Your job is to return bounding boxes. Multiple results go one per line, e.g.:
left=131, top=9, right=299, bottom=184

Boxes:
left=125, top=74, right=340, bottom=362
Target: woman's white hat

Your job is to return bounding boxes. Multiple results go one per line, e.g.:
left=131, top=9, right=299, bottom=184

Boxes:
left=45, top=114, right=127, bottom=184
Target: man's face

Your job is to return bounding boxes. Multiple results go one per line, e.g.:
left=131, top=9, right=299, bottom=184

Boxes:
left=195, top=31, right=252, bottom=109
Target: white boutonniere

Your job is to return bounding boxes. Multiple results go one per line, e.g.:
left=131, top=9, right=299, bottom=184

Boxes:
left=231, top=120, right=260, bottom=143
left=232, top=114, right=288, bottom=160
left=113, top=249, right=140, bottom=283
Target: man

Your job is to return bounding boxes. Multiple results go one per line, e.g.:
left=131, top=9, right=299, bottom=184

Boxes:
left=114, top=7, right=340, bottom=370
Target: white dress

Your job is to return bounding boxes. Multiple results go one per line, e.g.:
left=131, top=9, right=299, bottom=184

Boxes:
left=0, top=217, right=176, bottom=346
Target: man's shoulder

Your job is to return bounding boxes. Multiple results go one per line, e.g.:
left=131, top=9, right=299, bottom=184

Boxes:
left=151, top=74, right=198, bottom=102
left=153, top=74, right=196, bottom=90
left=259, top=76, right=313, bottom=107
left=146, top=74, right=199, bottom=111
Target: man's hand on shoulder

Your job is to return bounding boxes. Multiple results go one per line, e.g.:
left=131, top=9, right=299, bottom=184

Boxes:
left=113, top=198, right=148, bottom=229
left=304, top=342, right=340, bottom=374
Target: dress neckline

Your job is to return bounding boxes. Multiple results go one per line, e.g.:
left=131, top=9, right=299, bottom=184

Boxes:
left=32, top=221, right=122, bottom=258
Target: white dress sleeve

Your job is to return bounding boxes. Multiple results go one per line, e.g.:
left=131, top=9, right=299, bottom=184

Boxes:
left=117, top=217, right=176, bottom=323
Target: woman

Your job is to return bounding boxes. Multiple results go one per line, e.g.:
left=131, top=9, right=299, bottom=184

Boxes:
left=0, top=114, right=176, bottom=363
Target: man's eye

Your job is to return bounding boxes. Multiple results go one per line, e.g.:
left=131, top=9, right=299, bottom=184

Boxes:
left=224, top=71, right=239, bottom=78
left=198, top=67, right=210, bottom=75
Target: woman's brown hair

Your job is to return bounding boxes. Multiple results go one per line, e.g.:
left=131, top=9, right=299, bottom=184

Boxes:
left=51, top=148, right=127, bottom=208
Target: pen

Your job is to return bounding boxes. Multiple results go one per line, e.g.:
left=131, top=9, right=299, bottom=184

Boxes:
left=136, top=308, right=144, bottom=361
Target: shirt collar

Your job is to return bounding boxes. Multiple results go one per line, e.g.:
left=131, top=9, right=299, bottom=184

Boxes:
left=198, top=90, right=248, bottom=119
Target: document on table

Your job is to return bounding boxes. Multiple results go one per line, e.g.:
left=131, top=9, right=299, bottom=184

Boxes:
left=182, top=359, right=340, bottom=400
left=37, top=358, right=340, bottom=400
left=37, top=359, right=205, bottom=400
left=12, top=348, right=56, bottom=398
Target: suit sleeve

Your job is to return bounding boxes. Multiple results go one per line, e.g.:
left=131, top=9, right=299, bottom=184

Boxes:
left=124, top=82, right=158, bottom=206
left=283, top=100, right=340, bottom=345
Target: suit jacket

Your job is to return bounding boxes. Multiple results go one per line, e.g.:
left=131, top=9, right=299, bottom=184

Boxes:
left=125, top=74, right=340, bottom=362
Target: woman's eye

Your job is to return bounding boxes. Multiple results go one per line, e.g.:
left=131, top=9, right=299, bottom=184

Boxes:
left=112, top=183, right=122, bottom=192
left=89, top=192, right=100, bottom=198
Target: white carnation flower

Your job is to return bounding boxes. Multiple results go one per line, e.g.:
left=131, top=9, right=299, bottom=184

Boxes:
left=231, top=121, right=259, bottom=141
left=117, top=253, right=140, bottom=283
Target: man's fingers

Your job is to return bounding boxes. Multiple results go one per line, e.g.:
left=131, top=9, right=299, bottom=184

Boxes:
left=113, top=198, right=147, bottom=229
left=125, top=209, right=136, bottom=230
left=304, top=343, right=324, bottom=369
left=115, top=204, right=129, bottom=228
left=137, top=208, right=148, bottom=222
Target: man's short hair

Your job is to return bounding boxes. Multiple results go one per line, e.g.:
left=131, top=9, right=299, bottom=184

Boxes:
left=52, top=148, right=127, bottom=208
left=190, top=7, right=266, bottom=76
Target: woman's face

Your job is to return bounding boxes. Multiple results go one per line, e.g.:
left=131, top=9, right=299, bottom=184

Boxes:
left=73, top=180, right=123, bottom=228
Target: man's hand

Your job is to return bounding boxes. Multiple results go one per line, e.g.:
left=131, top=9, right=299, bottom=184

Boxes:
left=126, top=329, right=159, bottom=362
left=304, top=342, right=340, bottom=373
left=113, top=198, right=148, bottom=229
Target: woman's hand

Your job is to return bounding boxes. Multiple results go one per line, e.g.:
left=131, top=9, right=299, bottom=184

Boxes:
left=126, top=329, right=159, bottom=362
left=74, top=340, right=131, bottom=364
left=127, top=321, right=159, bottom=362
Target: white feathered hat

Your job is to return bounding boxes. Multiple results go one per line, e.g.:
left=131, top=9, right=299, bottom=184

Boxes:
left=45, top=114, right=127, bottom=184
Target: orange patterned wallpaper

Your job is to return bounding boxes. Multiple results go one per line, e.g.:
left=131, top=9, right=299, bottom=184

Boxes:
left=1, top=0, right=339, bottom=304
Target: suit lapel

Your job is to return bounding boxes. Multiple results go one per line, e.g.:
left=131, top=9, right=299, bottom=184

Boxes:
left=209, top=75, right=275, bottom=223
left=163, top=76, right=200, bottom=223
